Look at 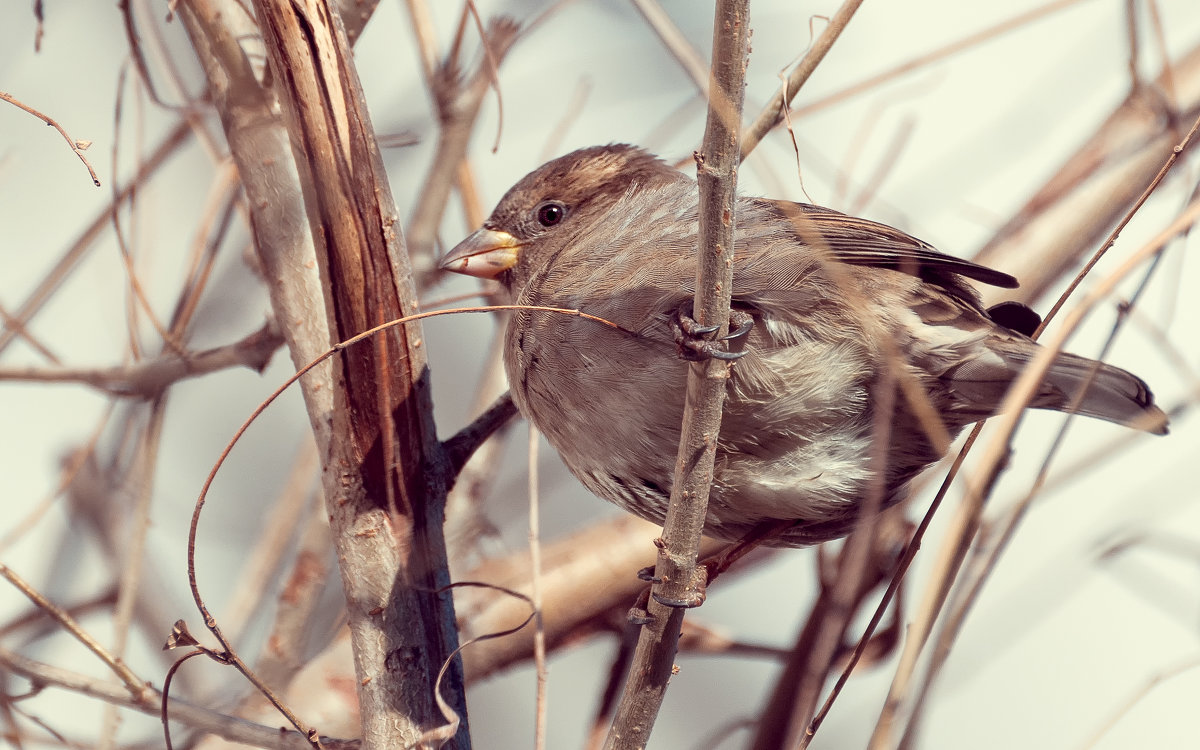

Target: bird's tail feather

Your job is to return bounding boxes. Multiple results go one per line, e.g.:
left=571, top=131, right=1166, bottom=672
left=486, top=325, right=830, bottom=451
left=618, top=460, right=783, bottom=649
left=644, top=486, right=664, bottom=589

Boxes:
left=1017, top=350, right=1168, bottom=434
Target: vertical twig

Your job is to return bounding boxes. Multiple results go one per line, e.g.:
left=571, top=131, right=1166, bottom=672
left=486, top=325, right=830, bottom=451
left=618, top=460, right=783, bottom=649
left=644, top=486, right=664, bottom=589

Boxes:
left=528, top=425, right=548, bottom=750
left=603, top=2, right=750, bottom=747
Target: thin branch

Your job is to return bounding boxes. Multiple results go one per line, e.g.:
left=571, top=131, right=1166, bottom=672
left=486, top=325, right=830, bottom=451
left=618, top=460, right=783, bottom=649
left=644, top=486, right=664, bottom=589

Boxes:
left=869, top=108, right=1200, bottom=749
left=245, top=485, right=335, bottom=692
left=0, top=118, right=193, bottom=357
left=0, top=587, right=117, bottom=641
left=800, top=46, right=1200, bottom=750
left=405, top=15, right=521, bottom=280
left=751, top=526, right=903, bottom=749
left=973, top=42, right=1200, bottom=306
left=441, top=392, right=519, bottom=483
left=0, top=299, right=60, bottom=364
left=0, top=323, right=283, bottom=396
left=457, top=515, right=728, bottom=682
left=100, top=399, right=167, bottom=750
left=0, top=406, right=114, bottom=555
left=1033, top=109, right=1200, bottom=335
left=221, top=439, right=322, bottom=642
left=527, top=425, right=548, bottom=750
left=1075, top=655, right=1200, bottom=750
left=807, top=427, right=984, bottom=747
left=586, top=626, right=639, bottom=750
left=739, top=0, right=865, bottom=159
left=120, top=0, right=174, bottom=109
left=443, top=328, right=513, bottom=564
left=0, top=563, right=149, bottom=701
left=603, top=2, right=749, bottom=747
left=0, top=90, right=101, bottom=185
left=896, top=174, right=1188, bottom=750
left=0, top=646, right=352, bottom=750
left=889, top=194, right=1200, bottom=741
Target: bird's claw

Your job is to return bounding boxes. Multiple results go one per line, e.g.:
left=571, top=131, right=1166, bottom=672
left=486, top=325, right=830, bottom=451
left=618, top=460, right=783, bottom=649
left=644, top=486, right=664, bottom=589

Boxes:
left=636, top=565, right=661, bottom=583
left=724, top=312, right=754, bottom=342
left=651, top=591, right=707, bottom=608
left=686, top=321, right=721, bottom=336
left=671, top=303, right=754, bottom=361
left=706, top=347, right=748, bottom=361
left=636, top=564, right=708, bottom=609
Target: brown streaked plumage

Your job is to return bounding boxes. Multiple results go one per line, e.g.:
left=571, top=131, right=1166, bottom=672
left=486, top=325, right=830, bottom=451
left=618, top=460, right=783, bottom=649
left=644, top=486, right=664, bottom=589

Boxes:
left=440, top=144, right=1168, bottom=547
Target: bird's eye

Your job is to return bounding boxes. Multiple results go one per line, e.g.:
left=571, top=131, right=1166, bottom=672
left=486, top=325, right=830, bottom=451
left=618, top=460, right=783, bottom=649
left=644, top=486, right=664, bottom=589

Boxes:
left=536, top=202, right=566, bottom=227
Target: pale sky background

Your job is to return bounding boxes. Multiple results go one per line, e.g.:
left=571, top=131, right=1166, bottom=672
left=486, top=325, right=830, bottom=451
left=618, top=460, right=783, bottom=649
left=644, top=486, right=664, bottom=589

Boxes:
left=2, top=1, right=1199, bottom=748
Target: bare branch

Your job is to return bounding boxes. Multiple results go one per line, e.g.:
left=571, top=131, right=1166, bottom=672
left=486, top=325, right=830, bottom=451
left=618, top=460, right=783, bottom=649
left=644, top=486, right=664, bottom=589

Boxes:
left=0, top=323, right=283, bottom=396
left=604, top=2, right=749, bottom=746
left=629, top=0, right=710, bottom=94
left=739, top=0, right=865, bottom=159
left=457, top=516, right=730, bottom=682
left=0, top=646, right=354, bottom=750
left=442, top=392, right=518, bottom=484
left=974, top=42, right=1200, bottom=306
left=751, top=518, right=906, bottom=748
left=0, top=563, right=149, bottom=701
left=405, top=16, right=521, bottom=281
left=0, top=118, right=193, bottom=357
left=0, top=89, right=101, bottom=186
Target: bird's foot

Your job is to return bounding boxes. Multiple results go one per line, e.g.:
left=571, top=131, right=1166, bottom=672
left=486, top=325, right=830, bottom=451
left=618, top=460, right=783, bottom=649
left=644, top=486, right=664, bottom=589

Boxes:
left=631, top=520, right=791, bottom=616
left=671, top=302, right=753, bottom=361
left=636, top=564, right=708, bottom=609
left=650, top=565, right=709, bottom=609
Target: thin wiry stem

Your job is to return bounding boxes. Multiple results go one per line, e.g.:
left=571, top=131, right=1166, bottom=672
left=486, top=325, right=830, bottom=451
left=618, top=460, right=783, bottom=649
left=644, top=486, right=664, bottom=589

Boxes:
left=869, top=108, right=1200, bottom=749
left=883, top=195, right=1200, bottom=747
left=739, top=0, right=865, bottom=159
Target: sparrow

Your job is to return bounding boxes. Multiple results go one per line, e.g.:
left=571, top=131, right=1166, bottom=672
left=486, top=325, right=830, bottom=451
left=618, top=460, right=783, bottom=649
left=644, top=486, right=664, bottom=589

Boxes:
left=439, top=144, right=1168, bottom=547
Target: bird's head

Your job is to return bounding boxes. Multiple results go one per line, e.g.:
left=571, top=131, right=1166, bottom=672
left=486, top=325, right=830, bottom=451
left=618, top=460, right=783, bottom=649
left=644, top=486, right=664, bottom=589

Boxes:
left=438, top=144, right=683, bottom=289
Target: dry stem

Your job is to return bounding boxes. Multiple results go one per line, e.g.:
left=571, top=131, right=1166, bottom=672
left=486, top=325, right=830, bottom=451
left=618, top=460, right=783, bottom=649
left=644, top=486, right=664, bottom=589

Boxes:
left=603, top=1, right=749, bottom=747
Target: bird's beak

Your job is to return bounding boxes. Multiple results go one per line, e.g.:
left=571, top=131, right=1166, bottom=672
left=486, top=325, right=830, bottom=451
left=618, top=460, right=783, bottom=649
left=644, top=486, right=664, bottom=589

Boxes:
left=438, top=228, right=521, bottom=280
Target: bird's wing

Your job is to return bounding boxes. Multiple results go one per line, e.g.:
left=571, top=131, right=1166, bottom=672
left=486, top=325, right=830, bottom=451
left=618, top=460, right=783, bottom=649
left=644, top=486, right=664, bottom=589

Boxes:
left=753, top=199, right=1018, bottom=290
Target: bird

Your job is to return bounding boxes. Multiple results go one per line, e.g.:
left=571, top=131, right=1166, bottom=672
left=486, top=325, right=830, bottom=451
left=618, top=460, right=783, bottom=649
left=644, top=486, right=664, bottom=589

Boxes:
left=439, top=144, right=1168, bottom=547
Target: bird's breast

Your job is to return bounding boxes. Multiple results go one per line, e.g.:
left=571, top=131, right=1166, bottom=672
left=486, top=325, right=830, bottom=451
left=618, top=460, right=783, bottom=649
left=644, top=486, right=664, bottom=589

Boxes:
left=504, top=304, right=689, bottom=484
